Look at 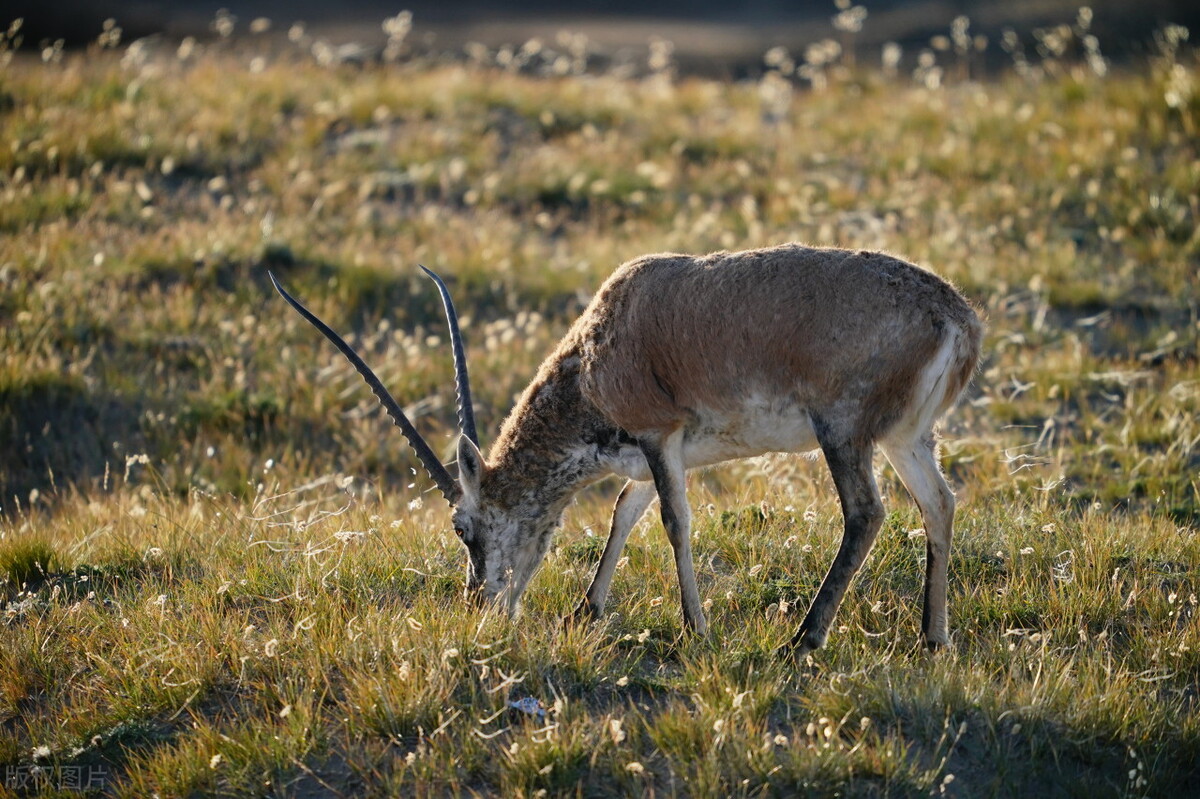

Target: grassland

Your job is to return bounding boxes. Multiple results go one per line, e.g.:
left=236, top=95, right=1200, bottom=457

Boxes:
left=0, top=14, right=1198, bottom=797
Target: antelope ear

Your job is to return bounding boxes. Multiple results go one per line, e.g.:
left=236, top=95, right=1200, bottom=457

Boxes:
left=457, top=435, right=484, bottom=504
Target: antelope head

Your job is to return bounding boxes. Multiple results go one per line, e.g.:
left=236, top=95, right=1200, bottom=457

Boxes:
left=269, top=268, right=544, bottom=614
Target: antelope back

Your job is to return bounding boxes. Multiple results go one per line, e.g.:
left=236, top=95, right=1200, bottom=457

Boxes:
left=575, top=245, right=978, bottom=440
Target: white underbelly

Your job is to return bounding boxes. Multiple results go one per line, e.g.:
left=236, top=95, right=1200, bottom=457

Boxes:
left=601, top=396, right=819, bottom=482
left=682, top=398, right=818, bottom=468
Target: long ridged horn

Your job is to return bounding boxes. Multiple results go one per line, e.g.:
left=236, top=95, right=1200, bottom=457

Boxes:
left=269, top=271, right=462, bottom=504
left=418, top=265, right=479, bottom=448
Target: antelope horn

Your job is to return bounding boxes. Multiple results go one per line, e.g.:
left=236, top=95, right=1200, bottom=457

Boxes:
left=418, top=265, right=479, bottom=448
left=268, top=271, right=462, bottom=504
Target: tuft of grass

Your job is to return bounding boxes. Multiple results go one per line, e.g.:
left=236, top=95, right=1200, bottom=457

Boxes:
left=0, top=537, right=59, bottom=590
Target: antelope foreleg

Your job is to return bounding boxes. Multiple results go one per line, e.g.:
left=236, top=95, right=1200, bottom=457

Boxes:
left=642, top=430, right=707, bottom=634
left=574, top=479, right=656, bottom=621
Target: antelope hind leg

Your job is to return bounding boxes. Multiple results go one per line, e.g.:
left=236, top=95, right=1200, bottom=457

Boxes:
left=881, top=433, right=956, bottom=650
left=785, top=438, right=884, bottom=656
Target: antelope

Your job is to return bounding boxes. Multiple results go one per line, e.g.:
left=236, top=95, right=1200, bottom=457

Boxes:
left=270, top=243, right=982, bottom=656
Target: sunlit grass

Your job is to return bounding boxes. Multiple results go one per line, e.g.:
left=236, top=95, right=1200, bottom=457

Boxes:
left=0, top=12, right=1197, bottom=796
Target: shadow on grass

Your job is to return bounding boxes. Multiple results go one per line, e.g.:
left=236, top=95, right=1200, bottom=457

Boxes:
left=0, top=373, right=144, bottom=515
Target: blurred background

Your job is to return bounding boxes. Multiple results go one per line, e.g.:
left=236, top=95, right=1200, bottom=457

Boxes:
left=11, top=0, right=1199, bottom=76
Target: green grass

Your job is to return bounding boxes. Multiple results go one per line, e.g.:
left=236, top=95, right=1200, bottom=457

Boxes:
left=0, top=16, right=1198, bottom=797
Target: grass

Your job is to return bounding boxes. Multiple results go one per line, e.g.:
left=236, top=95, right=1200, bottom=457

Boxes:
left=0, top=12, right=1198, bottom=797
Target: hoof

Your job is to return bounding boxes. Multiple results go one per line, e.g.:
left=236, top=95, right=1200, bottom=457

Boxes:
left=923, top=636, right=950, bottom=655
left=776, top=638, right=817, bottom=663
left=777, top=623, right=826, bottom=662
left=683, top=611, right=709, bottom=637
left=564, top=601, right=600, bottom=629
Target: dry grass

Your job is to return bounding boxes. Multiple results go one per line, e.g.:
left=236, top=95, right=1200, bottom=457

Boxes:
left=0, top=12, right=1197, bottom=797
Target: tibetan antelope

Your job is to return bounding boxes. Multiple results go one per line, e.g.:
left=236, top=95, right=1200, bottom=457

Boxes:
left=270, top=243, right=982, bottom=656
